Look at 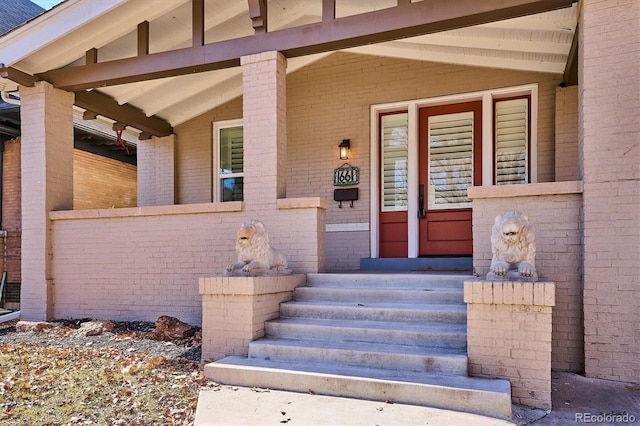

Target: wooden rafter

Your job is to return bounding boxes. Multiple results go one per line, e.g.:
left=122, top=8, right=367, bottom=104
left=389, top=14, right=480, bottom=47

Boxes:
left=193, top=0, right=205, bottom=47
left=0, top=63, right=173, bottom=137
left=138, top=21, right=150, bottom=56
left=0, top=64, right=36, bottom=87
left=74, top=91, right=173, bottom=137
left=562, top=22, right=579, bottom=86
left=37, top=0, right=575, bottom=92
left=248, top=0, right=267, bottom=33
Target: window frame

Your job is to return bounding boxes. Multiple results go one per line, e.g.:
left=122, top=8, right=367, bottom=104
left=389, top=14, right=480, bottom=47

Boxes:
left=212, top=118, right=243, bottom=202
left=370, top=83, right=538, bottom=258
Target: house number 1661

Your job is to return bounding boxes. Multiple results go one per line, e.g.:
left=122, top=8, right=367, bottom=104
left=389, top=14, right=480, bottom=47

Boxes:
left=333, top=166, right=359, bottom=186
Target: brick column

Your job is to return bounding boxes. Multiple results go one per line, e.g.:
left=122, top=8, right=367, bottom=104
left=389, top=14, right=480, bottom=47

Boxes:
left=137, top=134, right=176, bottom=206
left=580, top=0, right=640, bottom=382
left=240, top=51, right=287, bottom=208
left=199, top=275, right=305, bottom=361
left=464, top=279, right=555, bottom=410
left=20, top=81, right=74, bottom=320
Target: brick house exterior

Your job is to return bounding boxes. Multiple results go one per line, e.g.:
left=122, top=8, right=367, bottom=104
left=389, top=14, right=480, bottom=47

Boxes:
left=0, top=0, right=637, bottom=387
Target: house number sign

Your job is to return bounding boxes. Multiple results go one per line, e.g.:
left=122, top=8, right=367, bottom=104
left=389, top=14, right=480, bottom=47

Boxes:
left=333, top=165, right=359, bottom=186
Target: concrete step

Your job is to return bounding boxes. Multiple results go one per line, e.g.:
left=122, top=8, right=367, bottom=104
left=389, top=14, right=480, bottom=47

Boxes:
left=198, top=273, right=511, bottom=422
left=248, top=337, right=468, bottom=375
left=294, top=286, right=464, bottom=304
left=307, top=272, right=474, bottom=289
left=280, top=300, right=466, bottom=324
left=204, top=356, right=512, bottom=420
left=266, top=317, right=467, bottom=349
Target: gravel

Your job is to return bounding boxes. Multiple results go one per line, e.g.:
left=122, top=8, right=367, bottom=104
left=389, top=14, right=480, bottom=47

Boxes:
left=0, top=318, right=202, bottom=363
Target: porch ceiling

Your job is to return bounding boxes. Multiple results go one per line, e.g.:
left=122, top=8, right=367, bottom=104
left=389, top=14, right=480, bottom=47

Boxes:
left=0, top=0, right=577, bottom=136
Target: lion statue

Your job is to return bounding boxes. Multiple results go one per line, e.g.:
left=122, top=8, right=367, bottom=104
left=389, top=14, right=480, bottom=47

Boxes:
left=224, top=219, right=292, bottom=276
left=486, top=211, right=538, bottom=281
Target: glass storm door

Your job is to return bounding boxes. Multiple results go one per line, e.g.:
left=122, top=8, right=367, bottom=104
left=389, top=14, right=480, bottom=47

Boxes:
left=418, top=101, right=482, bottom=256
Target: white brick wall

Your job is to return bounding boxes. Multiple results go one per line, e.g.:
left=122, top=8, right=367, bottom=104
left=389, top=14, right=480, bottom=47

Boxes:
left=50, top=202, right=326, bottom=325
left=241, top=51, right=287, bottom=205
left=137, top=135, right=175, bottom=206
left=20, top=81, right=74, bottom=320
left=580, top=0, right=640, bottom=383
left=468, top=182, right=584, bottom=373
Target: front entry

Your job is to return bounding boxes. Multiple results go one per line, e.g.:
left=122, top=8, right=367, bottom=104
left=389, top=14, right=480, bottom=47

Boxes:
left=418, top=102, right=482, bottom=256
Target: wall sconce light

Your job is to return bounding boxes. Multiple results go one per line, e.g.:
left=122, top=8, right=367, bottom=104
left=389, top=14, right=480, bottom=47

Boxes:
left=339, top=139, right=351, bottom=160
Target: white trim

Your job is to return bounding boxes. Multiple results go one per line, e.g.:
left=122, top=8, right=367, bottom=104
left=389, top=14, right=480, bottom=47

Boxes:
left=407, top=104, right=419, bottom=258
left=529, top=87, right=539, bottom=183
left=369, top=107, right=380, bottom=258
left=212, top=118, right=243, bottom=202
left=326, top=223, right=370, bottom=232
left=0, top=0, right=123, bottom=67
left=481, top=92, right=494, bottom=186
left=369, top=83, right=539, bottom=258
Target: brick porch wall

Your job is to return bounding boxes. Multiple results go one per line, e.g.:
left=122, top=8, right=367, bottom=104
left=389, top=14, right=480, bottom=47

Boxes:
left=49, top=200, right=326, bottom=325
left=468, top=182, right=584, bottom=373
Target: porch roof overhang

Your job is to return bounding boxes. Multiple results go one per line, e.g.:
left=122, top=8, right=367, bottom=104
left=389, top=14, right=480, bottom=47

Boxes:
left=0, top=0, right=577, bottom=139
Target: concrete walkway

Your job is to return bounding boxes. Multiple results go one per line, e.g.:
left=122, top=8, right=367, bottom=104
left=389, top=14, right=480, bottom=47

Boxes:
left=194, top=371, right=639, bottom=425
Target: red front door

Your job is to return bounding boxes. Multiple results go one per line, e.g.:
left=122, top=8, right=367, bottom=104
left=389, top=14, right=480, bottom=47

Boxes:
left=418, top=101, right=482, bottom=256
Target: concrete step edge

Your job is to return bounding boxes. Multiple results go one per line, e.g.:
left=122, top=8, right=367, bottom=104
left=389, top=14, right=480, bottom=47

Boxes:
left=248, top=338, right=468, bottom=374
left=203, top=356, right=512, bottom=420
left=265, top=319, right=467, bottom=349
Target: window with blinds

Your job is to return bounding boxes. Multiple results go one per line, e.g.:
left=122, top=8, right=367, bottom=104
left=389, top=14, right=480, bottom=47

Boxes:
left=381, top=113, right=409, bottom=212
left=495, top=97, right=529, bottom=185
left=217, top=125, right=244, bottom=202
left=427, top=111, right=473, bottom=209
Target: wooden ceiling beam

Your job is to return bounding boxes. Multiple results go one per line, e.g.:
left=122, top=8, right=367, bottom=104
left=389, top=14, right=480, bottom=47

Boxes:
left=75, top=90, right=173, bottom=137
left=0, top=65, right=37, bottom=87
left=37, top=0, right=575, bottom=92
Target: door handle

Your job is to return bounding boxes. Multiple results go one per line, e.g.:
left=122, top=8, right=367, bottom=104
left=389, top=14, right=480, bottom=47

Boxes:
left=418, top=184, right=426, bottom=218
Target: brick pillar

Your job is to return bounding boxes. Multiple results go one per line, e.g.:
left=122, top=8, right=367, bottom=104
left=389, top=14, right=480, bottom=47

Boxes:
left=137, top=134, right=176, bottom=206
left=579, top=0, right=640, bottom=382
left=240, top=51, right=287, bottom=208
left=20, top=81, right=74, bottom=320
left=465, top=279, right=556, bottom=410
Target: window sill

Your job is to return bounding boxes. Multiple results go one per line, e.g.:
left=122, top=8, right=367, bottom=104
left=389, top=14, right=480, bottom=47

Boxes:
left=467, top=181, right=583, bottom=200
left=49, top=202, right=243, bottom=221
left=277, top=197, right=329, bottom=210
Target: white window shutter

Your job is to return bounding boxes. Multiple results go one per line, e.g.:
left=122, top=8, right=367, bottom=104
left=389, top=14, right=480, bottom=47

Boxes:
left=495, top=98, right=528, bottom=185
left=381, top=113, right=409, bottom=211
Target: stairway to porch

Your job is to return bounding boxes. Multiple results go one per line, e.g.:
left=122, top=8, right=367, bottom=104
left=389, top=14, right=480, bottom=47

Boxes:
left=202, top=272, right=512, bottom=419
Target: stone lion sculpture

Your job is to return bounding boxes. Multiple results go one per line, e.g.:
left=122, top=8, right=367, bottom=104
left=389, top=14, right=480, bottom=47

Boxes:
left=486, top=211, right=538, bottom=281
left=224, top=219, right=292, bottom=276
